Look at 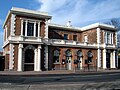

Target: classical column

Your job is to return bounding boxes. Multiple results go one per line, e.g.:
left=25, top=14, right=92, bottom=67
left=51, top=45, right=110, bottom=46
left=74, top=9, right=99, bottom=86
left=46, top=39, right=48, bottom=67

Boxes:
left=97, top=49, right=101, bottom=68
left=38, top=22, right=40, bottom=37
left=37, top=45, right=41, bottom=71
left=112, top=50, right=116, bottom=68
left=103, top=49, right=106, bottom=69
left=110, top=52, right=113, bottom=68
left=34, top=49, right=37, bottom=71
left=25, top=20, right=28, bottom=36
left=44, top=46, right=48, bottom=70
left=34, top=22, right=36, bottom=37
left=17, top=44, right=23, bottom=71
left=115, top=32, right=117, bottom=46
left=21, top=19, right=23, bottom=36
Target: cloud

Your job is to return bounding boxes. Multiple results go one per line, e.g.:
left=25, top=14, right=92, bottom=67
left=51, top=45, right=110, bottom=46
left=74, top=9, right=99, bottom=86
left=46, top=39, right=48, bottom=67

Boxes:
left=34, top=0, right=120, bottom=26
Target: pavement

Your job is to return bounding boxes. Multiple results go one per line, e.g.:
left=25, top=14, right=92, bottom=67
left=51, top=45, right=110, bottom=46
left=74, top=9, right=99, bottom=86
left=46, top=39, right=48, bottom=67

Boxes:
left=0, top=69, right=120, bottom=76
left=0, top=69, right=120, bottom=90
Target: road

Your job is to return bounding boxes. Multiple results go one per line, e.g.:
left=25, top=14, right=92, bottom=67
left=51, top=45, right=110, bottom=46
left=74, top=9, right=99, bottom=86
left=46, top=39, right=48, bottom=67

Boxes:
left=0, top=72, right=120, bottom=85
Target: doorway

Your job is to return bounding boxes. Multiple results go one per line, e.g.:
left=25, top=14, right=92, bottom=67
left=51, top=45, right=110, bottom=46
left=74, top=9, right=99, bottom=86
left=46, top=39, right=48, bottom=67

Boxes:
left=106, top=53, right=110, bottom=68
left=24, top=49, right=34, bottom=71
left=65, top=49, right=72, bottom=70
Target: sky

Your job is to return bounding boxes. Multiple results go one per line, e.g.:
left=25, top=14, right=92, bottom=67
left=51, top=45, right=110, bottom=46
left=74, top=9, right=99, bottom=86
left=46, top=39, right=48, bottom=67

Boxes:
left=0, top=0, right=120, bottom=51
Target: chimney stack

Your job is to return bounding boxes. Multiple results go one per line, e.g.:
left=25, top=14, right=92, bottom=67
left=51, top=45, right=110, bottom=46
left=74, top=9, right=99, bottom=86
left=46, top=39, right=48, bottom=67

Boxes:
left=66, top=21, right=72, bottom=27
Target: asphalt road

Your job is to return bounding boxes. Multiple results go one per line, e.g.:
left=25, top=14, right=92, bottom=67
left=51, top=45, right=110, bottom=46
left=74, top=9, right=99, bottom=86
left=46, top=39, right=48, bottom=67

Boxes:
left=0, top=72, right=120, bottom=85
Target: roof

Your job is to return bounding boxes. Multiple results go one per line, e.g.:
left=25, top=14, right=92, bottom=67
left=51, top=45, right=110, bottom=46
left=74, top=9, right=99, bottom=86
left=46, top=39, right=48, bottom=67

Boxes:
left=3, top=7, right=52, bottom=28
left=49, top=23, right=117, bottom=32
left=48, top=23, right=81, bottom=32
left=81, top=23, right=117, bottom=31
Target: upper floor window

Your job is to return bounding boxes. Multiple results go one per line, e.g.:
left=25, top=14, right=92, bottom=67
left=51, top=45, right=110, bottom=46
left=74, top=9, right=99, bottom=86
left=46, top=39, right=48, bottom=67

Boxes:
left=84, top=35, right=88, bottom=43
left=64, top=34, right=68, bottom=40
left=27, top=22, right=34, bottom=36
left=106, top=32, right=113, bottom=44
left=73, top=35, right=77, bottom=41
left=22, top=20, right=39, bottom=37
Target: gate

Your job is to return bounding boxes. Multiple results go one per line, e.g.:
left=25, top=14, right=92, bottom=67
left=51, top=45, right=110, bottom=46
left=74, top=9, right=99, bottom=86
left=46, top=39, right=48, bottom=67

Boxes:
left=0, top=56, right=5, bottom=71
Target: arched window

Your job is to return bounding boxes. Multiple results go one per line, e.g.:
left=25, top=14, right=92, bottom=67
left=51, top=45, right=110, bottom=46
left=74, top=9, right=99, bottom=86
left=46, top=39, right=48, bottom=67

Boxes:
left=53, top=49, right=60, bottom=63
left=77, top=50, right=82, bottom=63
left=66, top=49, right=72, bottom=57
left=77, top=50, right=82, bottom=57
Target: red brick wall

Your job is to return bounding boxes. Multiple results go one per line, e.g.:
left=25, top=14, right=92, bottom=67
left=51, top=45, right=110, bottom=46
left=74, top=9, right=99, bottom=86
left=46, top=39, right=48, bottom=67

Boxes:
left=81, top=29, right=97, bottom=44
left=49, top=46, right=98, bottom=70
left=15, top=15, right=46, bottom=37
left=48, top=28, right=82, bottom=42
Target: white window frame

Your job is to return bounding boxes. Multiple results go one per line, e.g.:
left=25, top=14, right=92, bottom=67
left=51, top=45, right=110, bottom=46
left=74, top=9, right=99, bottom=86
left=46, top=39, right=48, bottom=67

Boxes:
left=105, top=32, right=114, bottom=44
left=84, top=35, right=88, bottom=43
left=20, top=18, right=41, bottom=37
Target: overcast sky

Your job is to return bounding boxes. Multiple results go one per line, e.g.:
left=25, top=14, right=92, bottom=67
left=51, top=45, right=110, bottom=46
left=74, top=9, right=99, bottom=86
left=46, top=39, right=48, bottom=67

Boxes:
left=0, top=0, right=120, bottom=51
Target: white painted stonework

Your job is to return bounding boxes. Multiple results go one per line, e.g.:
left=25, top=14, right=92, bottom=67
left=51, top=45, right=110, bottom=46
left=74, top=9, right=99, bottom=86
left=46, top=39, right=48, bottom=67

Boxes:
left=44, top=46, right=48, bottom=70
left=17, top=44, right=23, bottom=71
left=45, top=19, right=48, bottom=38
left=103, top=49, right=106, bottom=69
left=11, top=14, right=16, bottom=36
left=9, top=44, right=14, bottom=70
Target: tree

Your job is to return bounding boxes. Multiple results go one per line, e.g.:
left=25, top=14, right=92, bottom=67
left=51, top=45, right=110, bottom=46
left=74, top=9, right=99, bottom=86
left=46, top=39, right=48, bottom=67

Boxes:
left=104, top=18, right=120, bottom=31
left=104, top=18, right=120, bottom=48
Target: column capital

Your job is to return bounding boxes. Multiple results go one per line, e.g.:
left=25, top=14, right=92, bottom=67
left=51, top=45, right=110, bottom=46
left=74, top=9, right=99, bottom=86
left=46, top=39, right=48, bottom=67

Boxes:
left=38, top=45, right=41, bottom=49
left=19, top=44, right=23, bottom=48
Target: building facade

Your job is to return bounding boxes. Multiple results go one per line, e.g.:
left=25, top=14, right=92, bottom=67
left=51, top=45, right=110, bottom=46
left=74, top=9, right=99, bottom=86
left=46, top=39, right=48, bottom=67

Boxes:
left=3, top=7, right=118, bottom=71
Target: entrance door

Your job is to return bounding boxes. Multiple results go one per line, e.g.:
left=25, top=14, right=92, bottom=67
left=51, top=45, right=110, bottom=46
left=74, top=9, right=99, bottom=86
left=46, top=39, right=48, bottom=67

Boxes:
left=77, top=57, right=82, bottom=69
left=106, top=53, right=110, bottom=68
left=66, top=57, right=72, bottom=70
left=24, top=49, right=34, bottom=71
left=0, top=56, right=5, bottom=71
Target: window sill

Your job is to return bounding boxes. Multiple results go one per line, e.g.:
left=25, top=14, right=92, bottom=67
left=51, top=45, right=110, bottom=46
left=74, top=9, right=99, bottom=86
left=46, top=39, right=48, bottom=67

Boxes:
left=53, top=62, right=61, bottom=64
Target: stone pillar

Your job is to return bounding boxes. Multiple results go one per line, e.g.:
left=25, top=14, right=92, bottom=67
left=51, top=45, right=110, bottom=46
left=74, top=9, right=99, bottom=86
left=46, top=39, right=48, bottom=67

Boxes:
left=115, top=32, right=117, bottom=46
left=112, top=50, right=116, bottom=68
left=97, top=49, right=101, bottom=68
left=38, top=22, right=40, bottom=37
left=21, top=19, right=23, bottom=36
left=34, top=49, right=37, bottom=71
left=103, top=49, right=106, bottom=69
left=44, top=46, right=48, bottom=70
left=17, top=44, right=23, bottom=71
left=25, top=20, right=28, bottom=36
left=37, top=45, right=41, bottom=71
left=34, top=22, right=36, bottom=37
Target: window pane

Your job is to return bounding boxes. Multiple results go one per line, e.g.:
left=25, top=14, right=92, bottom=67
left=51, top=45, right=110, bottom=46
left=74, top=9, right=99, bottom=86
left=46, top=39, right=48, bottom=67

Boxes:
left=23, top=22, right=26, bottom=36
left=27, top=22, right=34, bottom=36
left=64, top=34, right=68, bottom=40
left=73, top=35, right=77, bottom=41
left=36, top=23, right=38, bottom=37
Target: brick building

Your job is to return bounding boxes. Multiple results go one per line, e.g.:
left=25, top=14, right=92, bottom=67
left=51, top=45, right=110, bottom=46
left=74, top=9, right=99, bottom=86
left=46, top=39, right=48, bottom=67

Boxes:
left=3, top=7, right=118, bottom=71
